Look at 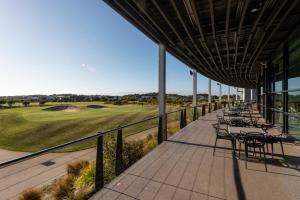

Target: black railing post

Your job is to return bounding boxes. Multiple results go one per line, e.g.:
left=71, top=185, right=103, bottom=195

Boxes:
left=202, top=104, right=206, bottom=116
left=214, top=102, right=218, bottom=111
left=164, top=114, right=168, bottom=141
left=180, top=110, right=184, bottom=129
left=183, top=109, right=187, bottom=127
left=158, top=115, right=163, bottom=144
left=115, top=128, right=123, bottom=176
left=208, top=103, right=211, bottom=113
left=95, top=134, right=104, bottom=191
left=193, top=106, right=198, bottom=121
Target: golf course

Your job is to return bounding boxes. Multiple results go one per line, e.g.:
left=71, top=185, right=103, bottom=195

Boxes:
left=0, top=102, right=182, bottom=152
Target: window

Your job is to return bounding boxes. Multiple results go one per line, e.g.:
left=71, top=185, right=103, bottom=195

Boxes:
left=274, top=93, right=283, bottom=111
left=288, top=64, right=300, bottom=90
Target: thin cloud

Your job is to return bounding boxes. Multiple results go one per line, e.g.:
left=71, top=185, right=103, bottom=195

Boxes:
left=81, top=63, right=96, bottom=72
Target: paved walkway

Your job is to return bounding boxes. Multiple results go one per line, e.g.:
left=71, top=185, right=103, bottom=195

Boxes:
left=91, top=111, right=300, bottom=200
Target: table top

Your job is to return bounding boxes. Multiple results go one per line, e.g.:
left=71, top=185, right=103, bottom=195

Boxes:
left=228, top=126, right=265, bottom=135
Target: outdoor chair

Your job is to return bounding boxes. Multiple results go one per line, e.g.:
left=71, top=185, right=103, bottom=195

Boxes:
left=242, top=131, right=268, bottom=171
left=212, top=122, right=235, bottom=156
left=217, top=114, right=228, bottom=125
left=260, top=124, right=285, bottom=159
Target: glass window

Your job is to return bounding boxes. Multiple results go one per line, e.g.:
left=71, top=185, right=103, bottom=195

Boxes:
left=274, top=93, right=283, bottom=111
left=288, top=91, right=300, bottom=114
left=288, top=64, right=300, bottom=90
left=274, top=111, right=283, bottom=129
left=274, top=81, right=282, bottom=92
left=288, top=116, right=300, bottom=140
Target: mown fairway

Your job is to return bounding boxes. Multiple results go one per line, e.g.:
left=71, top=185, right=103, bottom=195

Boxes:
left=0, top=102, right=177, bottom=152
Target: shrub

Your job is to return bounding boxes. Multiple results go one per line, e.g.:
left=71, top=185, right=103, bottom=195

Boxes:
left=143, top=139, right=157, bottom=154
left=72, top=185, right=94, bottom=200
left=123, top=140, right=144, bottom=168
left=74, top=161, right=96, bottom=189
left=67, top=160, right=89, bottom=176
left=18, top=189, right=42, bottom=200
left=52, top=174, right=74, bottom=199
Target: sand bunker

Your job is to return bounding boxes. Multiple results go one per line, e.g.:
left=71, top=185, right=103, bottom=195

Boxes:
left=86, top=105, right=106, bottom=109
left=43, top=106, right=80, bottom=112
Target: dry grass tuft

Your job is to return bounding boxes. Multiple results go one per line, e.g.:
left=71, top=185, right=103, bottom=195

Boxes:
left=51, top=174, right=74, bottom=199
left=67, top=160, right=89, bottom=176
left=18, top=189, right=42, bottom=200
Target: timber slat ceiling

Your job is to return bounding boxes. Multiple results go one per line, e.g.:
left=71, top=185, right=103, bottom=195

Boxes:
left=104, top=0, right=300, bottom=88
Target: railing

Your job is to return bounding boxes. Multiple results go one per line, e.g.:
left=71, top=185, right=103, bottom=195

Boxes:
left=0, top=102, right=227, bottom=195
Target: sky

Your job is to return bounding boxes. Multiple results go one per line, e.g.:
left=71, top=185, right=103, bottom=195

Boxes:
left=0, top=0, right=236, bottom=96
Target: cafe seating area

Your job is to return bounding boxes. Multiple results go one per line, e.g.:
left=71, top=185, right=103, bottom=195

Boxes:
left=213, top=103, right=286, bottom=171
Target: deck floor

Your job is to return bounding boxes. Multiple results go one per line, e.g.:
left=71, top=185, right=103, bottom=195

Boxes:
left=91, top=111, right=300, bottom=200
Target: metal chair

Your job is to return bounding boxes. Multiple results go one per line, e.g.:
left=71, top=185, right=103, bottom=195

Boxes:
left=261, top=124, right=285, bottom=159
left=212, top=122, right=235, bottom=156
left=243, top=132, right=268, bottom=171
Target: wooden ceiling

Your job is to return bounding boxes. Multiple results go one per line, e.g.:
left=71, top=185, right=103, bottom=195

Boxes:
left=104, top=0, right=300, bottom=88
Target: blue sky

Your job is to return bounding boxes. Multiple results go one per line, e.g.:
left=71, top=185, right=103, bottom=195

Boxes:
left=0, top=0, right=235, bottom=96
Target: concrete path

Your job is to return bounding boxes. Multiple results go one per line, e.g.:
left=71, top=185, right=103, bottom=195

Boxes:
left=0, top=149, right=27, bottom=163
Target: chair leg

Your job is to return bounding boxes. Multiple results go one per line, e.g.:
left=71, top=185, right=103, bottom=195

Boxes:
left=280, top=140, right=285, bottom=159
left=259, top=148, right=262, bottom=159
left=238, top=142, right=241, bottom=157
left=266, top=143, right=269, bottom=153
left=271, top=143, right=274, bottom=159
left=231, top=140, right=236, bottom=157
left=262, top=146, right=267, bottom=172
left=213, top=137, right=218, bottom=156
left=245, top=143, right=248, bottom=169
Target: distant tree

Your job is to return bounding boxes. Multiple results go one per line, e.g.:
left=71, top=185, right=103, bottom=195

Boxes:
left=22, top=99, right=30, bottom=107
left=0, top=98, right=6, bottom=108
left=7, top=98, right=15, bottom=108
left=38, top=97, right=47, bottom=106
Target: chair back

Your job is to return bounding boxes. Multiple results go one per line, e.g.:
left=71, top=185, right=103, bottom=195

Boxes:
left=217, top=114, right=228, bottom=125
left=245, top=132, right=266, bottom=144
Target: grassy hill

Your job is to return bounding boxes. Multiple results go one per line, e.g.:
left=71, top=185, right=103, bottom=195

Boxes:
left=0, top=102, right=177, bottom=152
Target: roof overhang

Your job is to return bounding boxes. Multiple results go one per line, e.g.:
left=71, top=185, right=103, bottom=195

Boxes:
left=104, top=0, right=300, bottom=88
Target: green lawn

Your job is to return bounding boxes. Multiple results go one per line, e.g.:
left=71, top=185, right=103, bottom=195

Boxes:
left=0, top=102, right=180, bottom=152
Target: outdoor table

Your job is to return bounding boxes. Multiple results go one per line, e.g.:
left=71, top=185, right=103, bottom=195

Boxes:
left=228, top=126, right=266, bottom=158
left=228, top=126, right=265, bottom=136
left=224, top=116, right=245, bottom=120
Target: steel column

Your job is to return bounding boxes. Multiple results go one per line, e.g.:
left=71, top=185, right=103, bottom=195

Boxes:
left=193, top=69, right=198, bottom=121
left=283, top=42, right=289, bottom=134
left=228, top=86, right=230, bottom=103
left=158, top=44, right=167, bottom=143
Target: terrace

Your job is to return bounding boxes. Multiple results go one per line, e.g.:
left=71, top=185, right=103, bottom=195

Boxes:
left=91, top=110, right=300, bottom=200
left=1, top=0, right=300, bottom=199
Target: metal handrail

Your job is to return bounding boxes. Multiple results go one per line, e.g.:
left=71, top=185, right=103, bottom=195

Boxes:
left=0, top=102, right=221, bottom=169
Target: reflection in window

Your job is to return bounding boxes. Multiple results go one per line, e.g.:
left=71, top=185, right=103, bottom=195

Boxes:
left=274, top=111, right=283, bottom=129
left=289, top=116, right=300, bottom=140
left=288, top=64, right=300, bottom=90
left=274, top=93, right=283, bottom=111
left=288, top=91, right=300, bottom=114
left=274, top=81, right=282, bottom=92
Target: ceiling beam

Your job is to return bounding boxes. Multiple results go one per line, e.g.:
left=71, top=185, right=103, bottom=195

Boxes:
left=248, top=0, right=298, bottom=83
left=234, top=0, right=249, bottom=80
